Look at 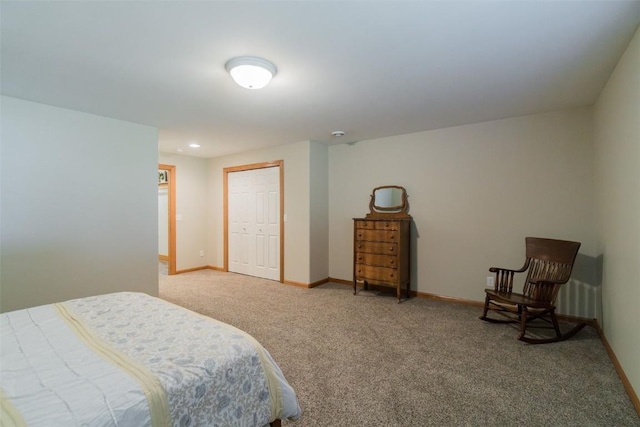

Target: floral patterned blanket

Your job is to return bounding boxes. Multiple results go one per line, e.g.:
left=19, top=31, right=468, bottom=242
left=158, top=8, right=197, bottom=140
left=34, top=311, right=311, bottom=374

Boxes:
left=1, top=292, right=301, bottom=426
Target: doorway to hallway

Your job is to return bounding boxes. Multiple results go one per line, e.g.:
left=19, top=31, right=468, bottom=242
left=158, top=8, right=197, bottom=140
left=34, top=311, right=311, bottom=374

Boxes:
left=158, top=163, right=176, bottom=275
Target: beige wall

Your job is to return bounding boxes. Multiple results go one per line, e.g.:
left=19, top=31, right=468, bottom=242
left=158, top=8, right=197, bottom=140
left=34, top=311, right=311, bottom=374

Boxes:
left=158, top=153, right=209, bottom=271
left=207, top=141, right=312, bottom=284
left=593, top=27, right=640, bottom=403
left=329, top=107, right=596, bottom=313
left=1, top=96, right=159, bottom=312
left=309, top=142, right=329, bottom=283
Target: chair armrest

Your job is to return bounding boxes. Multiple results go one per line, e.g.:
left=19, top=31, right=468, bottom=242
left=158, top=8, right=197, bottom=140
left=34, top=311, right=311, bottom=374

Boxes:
left=488, top=264, right=528, bottom=293
left=489, top=258, right=529, bottom=293
left=489, top=265, right=528, bottom=274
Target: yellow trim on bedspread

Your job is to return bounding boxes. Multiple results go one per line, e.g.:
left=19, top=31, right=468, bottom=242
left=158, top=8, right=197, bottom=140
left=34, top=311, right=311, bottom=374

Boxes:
left=0, top=390, right=27, bottom=427
left=246, top=335, right=285, bottom=422
left=54, top=303, right=171, bottom=427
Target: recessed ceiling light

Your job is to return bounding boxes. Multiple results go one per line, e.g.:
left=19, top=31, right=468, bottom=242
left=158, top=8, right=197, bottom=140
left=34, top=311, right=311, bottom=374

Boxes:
left=189, top=143, right=200, bottom=148
left=176, top=148, right=183, bottom=152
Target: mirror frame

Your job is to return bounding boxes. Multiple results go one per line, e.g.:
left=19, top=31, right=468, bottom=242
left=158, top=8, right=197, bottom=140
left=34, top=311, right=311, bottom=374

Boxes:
left=367, top=185, right=410, bottom=218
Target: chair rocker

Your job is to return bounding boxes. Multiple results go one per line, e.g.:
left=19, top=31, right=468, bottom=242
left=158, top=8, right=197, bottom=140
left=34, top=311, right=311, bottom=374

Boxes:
left=480, top=237, right=586, bottom=344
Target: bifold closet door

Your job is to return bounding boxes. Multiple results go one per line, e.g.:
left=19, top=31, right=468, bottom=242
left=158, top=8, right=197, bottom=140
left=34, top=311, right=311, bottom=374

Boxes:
left=228, top=166, right=280, bottom=280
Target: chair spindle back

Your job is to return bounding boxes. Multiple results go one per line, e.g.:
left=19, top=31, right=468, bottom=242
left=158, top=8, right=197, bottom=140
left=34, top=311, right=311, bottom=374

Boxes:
left=521, top=237, right=580, bottom=303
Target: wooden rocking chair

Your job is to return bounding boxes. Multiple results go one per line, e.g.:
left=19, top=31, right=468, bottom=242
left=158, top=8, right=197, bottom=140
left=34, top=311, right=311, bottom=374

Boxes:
left=480, top=237, right=585, bottom=344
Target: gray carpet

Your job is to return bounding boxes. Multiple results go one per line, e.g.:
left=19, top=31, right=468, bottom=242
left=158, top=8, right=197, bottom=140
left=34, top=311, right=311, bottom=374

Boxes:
left=159, top=270, right=640, bottom=426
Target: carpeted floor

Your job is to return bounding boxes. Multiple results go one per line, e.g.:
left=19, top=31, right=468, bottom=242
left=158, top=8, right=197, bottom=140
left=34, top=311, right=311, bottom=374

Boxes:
left=159, top=270, right=640, bottom=426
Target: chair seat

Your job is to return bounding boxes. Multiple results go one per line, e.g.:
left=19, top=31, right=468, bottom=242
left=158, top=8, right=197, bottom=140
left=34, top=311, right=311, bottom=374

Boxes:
left=485, top=289, right=553, bottom=309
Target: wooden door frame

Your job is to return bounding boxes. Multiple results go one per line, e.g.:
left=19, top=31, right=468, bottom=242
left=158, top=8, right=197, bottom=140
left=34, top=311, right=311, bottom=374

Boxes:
left=223, top=160, right=284, bottom=283
left=159, top=163, right=176, bottom=275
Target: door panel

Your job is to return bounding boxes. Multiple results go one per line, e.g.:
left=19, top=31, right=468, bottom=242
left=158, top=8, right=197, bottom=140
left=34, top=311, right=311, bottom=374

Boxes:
left=229, top=172, right=251, bottom=275
left=269, top=235, right=278, bottom=269
left=263, top=168, right=279, bottom=280
left=256, top=234, right=265, bottom=268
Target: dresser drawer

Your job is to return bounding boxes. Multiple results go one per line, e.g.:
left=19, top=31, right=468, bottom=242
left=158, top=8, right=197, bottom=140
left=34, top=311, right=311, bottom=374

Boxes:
left=354, top=253, right=398, bottom=268
left=355, top=264, right=398, bottom=284
left=355, top=220, right=399, bottom=231
left=355, top=229, right=399, bottom=243
left=355, top=241, right=398, bottom=255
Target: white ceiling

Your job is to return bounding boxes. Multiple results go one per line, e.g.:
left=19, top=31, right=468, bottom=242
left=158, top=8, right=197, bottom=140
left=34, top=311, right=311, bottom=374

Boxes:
left=2, top=1, right=639, bottom=158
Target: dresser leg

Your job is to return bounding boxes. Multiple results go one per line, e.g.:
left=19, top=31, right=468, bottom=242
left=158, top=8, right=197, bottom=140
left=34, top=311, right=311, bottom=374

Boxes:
left=353, top=280, right=357, bottom=295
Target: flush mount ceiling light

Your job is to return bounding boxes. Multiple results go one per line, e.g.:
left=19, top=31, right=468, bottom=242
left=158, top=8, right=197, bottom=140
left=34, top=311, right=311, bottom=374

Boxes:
left=225, top=56, right=277, bottom=89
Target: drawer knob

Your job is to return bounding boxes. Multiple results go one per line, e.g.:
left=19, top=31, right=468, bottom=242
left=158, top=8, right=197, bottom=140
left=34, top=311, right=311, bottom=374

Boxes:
left=385, top=222, right=390, bottom=227
left=390, top=273, right=394, bottom=278
left=389, top=247, right=395, bottom=252
left=390, top=234, right=395, bottom=239
left=389, top=260, right=395, bottom=265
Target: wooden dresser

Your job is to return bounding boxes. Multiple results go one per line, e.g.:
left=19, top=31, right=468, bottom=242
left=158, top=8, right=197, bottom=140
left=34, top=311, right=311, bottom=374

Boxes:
left=353, top=186, right=412, bottom=303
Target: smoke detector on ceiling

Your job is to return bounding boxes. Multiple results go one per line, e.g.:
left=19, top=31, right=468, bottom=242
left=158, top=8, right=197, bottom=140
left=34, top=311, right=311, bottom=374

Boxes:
left=331, top=131, right=345, bottom=137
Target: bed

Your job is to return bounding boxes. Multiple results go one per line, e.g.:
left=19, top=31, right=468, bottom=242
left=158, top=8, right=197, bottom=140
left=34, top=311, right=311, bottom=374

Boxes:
left=0, top=292, right=301, bottom=426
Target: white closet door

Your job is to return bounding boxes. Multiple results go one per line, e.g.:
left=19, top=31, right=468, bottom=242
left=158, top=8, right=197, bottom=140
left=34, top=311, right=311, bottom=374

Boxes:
left=228, top=166, right=279, bottom=280
left=228, top=171, right=251, bottom=275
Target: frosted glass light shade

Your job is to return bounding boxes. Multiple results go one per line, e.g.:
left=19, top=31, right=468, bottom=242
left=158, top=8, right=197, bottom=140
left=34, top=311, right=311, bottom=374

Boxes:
left=225, top=57, right=277, bottom=89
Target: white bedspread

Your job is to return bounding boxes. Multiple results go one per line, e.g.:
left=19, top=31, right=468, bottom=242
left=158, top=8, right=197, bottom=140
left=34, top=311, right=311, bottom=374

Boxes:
left=1, top=292, right=301, bottom=426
